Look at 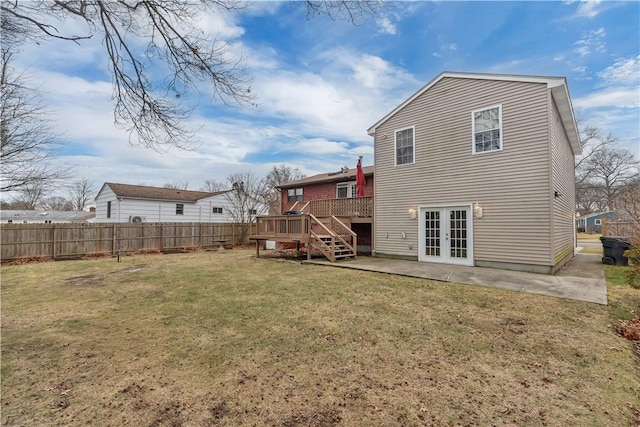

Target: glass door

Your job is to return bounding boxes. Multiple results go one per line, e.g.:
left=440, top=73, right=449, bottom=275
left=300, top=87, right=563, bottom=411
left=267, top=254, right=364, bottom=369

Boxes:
left=419, top=206, right=473, bottom=266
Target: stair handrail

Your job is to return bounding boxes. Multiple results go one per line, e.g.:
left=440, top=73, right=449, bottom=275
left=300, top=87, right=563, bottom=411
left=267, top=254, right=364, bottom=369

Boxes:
left=308, top=213, right=337, bottom=261
left=330, top=215, right=357, bottom=257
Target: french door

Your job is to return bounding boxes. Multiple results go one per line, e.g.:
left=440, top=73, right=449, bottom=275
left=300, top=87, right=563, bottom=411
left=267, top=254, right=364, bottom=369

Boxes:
left=418, top=206, right=473, bottom=266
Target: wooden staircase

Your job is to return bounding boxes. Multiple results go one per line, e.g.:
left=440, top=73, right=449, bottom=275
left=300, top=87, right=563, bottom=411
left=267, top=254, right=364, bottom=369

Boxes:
left=309, top=214, right=357, bottom=262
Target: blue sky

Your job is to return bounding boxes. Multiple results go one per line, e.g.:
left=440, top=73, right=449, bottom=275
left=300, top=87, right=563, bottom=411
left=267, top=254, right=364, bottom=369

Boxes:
left=11, top=1, right=640, bottom=197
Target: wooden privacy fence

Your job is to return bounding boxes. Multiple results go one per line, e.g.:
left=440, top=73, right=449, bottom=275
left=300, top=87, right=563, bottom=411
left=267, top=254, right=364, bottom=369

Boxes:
left=1, top=222, right=257, bottom=261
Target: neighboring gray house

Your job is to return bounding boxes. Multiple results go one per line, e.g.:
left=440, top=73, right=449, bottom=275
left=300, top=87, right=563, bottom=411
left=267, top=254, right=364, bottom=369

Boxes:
left=367, top=72, right=581, bottom=274
left=0, top=210, right=95, bottom=224
left=576, top=211, right=616, bottom=234
left=94, top=183, right=238, bottom=223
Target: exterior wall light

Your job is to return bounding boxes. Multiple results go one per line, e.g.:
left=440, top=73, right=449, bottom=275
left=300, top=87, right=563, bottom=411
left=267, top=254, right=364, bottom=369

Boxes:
left=473, top=203, right=483, bottom=219
left=408, top=208, right=417, bottom=219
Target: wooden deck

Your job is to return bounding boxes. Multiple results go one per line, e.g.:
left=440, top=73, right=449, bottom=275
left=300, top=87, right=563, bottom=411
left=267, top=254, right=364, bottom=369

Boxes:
left=250, top=213, right=357, bottom=262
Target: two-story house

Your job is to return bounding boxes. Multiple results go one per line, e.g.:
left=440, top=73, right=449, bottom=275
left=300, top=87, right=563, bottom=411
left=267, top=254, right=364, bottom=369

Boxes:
left=278, top=165, right=374, bottom=252
left=368, top=72, right=581, bottom=274
left=252, top=164, right=374, bottom=260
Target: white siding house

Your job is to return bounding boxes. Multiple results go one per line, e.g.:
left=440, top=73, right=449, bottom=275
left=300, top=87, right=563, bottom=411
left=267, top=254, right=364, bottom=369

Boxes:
left=368, top=72, right=581, bottom=274
left=94, top=183, right=237, bottom=223
left=0, top=210, right=95, bottom=224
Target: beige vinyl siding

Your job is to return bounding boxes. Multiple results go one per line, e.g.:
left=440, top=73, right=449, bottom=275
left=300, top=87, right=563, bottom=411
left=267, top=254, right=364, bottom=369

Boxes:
left=374, top=77, right=553, bottom=266
left=550, top=95, right=577, bottom=266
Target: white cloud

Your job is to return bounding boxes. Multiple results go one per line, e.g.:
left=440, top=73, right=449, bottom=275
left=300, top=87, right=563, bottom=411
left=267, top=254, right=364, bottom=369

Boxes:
left=573, top=27, right=606, bottom=57
left=194, top=7, right=245, bottom=39
left=598, top=55, right=640, bottom=86
left=574, top=89, right=639, bottom=109
left=432, top=42, right=458, bottom=58
left=576, top=1, right=603, bottom=18
left=573, top=54, right=640, bottom=158
left=575, top=54, right=640, bottom=110
left=562, top=0, right=614, bottom=20
left=376, top=16, right=397, bottom=35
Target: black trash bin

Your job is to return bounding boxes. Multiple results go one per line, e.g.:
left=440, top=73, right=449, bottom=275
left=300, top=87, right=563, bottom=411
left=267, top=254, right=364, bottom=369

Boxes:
left=600, top=236, right=632, bottom=266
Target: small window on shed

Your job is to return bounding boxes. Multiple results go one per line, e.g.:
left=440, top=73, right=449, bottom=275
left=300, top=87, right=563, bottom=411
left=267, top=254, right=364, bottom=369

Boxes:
left=594, top=219, right=602, bottom=226
left=107, top=201, right=112, bottom=218
left=176, top=203, right=184, bottom=215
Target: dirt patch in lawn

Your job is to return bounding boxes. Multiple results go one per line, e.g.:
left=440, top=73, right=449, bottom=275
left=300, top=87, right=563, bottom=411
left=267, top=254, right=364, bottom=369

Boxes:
left=618, top=315, right=640, bottom=355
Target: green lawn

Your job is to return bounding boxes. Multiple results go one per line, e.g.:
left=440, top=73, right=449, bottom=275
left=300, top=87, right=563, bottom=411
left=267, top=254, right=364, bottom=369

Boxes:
left=2, top=250, right=639, bottom=426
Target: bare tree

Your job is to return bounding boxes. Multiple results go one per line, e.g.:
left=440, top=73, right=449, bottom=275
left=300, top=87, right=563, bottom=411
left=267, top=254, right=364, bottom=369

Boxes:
left=573, top=122, right=640, bottom=215
left=68, top=178, right=95, bottom=211
left=224, top=172, right=269, bottom=242
left=303, top=1, right=380, bottom=24
left=1, top=1, right=382, bottom=150
left=163, top=180, right=189, bottom=190
left=614, top=176, right=640, bottom=222
left=265, top=164, right=306, bottom=214
left=201, top=179, right=226, bottom=192
left=584, top=146, right=638, bottom=211
left=41, top=195, right=73, bottom=211
left=0, top=48, right=68, bottom=192
left=12, top=179, right=50, bottom=210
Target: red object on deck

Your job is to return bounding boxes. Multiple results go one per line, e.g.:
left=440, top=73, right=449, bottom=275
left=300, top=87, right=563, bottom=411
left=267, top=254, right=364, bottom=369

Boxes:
left=356, top=158, right=366, bottom=197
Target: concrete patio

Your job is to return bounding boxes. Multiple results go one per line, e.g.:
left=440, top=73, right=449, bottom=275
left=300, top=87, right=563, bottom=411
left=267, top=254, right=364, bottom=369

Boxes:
left=305, top=251, right=608, bottom=305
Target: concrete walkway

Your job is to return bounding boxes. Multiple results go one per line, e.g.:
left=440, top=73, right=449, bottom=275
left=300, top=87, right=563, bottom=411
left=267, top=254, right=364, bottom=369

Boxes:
left=305, top=251, right=608, bottom=305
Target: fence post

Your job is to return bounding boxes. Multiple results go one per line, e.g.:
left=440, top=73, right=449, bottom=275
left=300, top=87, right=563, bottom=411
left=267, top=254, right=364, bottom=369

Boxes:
left=52, top=224, right=57, bottom=259
left=112, top=223, right=117, bottom=255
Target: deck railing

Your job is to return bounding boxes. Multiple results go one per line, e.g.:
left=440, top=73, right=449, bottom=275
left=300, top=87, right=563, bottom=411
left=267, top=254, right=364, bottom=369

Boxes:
left=304, top=196, right=373, bottom=217
left=255, top=215, right=310, bottom=239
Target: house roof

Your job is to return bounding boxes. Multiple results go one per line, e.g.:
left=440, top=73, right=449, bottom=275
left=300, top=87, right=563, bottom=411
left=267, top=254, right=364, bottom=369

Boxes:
left=579, top=211, right=614, bottom=220
left=97, top=182, right=230, bottom=203
left=277, top=165, right=374, bottom=189
left=0, top=210, right=94, bottom=222
left=367, top=71, right=581, bottom=155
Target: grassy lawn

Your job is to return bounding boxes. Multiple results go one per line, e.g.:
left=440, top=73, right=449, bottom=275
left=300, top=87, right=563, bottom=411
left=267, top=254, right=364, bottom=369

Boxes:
left=2, top=250, right=639, bottom=426
left=577, top=232, right=602, bottom=243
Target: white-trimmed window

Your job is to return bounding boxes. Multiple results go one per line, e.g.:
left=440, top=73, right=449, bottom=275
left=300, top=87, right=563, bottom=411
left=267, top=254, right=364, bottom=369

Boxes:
left=472, top=105, right=502, bottom=154
left=395, top=126, right=415, bottom=165
left=212, top=207, right=223, bottom=214
left=176, top=203, right=184, bottom=215
left=594, top=218, right=602, bottom=226
left=336, top=182, right=357, bottom=199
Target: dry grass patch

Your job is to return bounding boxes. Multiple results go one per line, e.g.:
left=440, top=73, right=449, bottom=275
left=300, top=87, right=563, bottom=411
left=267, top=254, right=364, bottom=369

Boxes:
left=580, top=246, right=604, bottom=255
left=577, top=232, right=603, bottom=243
left=2, top=250, right=639, bottom=426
